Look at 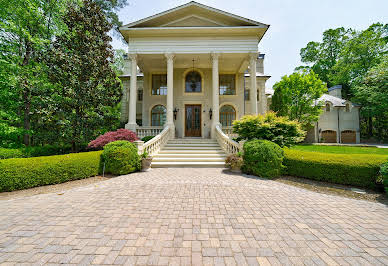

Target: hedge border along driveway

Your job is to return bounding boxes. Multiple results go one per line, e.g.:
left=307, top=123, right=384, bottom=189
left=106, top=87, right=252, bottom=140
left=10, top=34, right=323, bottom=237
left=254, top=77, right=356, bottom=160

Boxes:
left=283, top=149, right=388, bottom=188
left=0, top=151, right=102, bottom=192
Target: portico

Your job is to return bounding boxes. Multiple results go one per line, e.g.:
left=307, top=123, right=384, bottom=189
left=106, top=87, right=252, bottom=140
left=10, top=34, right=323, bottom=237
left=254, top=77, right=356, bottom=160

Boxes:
left=119, top=1, right=270, bottom=139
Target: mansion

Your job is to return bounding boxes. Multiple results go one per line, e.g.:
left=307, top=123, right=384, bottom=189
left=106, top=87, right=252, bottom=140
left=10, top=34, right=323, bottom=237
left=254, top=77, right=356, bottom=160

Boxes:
left=119, top=1, right=360, bottom=146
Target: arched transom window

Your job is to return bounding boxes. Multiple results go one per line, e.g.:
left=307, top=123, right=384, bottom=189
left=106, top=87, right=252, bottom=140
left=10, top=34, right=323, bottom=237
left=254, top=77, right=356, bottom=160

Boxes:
left=325, top=103, right=331, bottom=112
left=220, top=105, right=236, bottom=126
left=151, top=105, right=166, bottom=126
left=185, top=71, right=202, bottom=92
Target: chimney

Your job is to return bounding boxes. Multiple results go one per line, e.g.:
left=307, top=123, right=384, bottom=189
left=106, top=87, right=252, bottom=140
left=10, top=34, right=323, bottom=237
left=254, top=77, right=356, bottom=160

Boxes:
left=256, top=54, right=265, bottom=74
left=328, top=85, right=342, bottom=98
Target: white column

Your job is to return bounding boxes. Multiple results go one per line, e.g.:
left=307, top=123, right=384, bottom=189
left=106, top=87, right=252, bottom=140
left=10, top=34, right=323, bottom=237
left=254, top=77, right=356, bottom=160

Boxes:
left=125, top=53, right=138, bottom=131
left=165, top=53, right=175, bottom=138
left=249, top=53, right=258, bottom=115
left=211, top=52, right=220, bottom=138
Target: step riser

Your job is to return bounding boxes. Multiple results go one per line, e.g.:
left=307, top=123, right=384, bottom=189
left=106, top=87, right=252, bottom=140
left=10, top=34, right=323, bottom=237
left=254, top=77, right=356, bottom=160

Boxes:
left=155, top=154, right=225, bottom=158
left=153, top=158, right=225, bottom=162
left=152, top=163, right=226, bottom=168
left=158, top=151, right=225, bottom=154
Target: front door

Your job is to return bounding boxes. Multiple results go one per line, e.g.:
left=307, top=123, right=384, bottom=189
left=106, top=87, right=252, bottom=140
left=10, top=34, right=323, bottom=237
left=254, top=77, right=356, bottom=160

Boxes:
left=185, top=105, right=201, bottom=137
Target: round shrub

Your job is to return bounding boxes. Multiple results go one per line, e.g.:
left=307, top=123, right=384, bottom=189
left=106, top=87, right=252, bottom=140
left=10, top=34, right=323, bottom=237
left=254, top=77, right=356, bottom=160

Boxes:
left=380, top=162, right=388, bottom=195
left=88, top=129, right=139, bottom=150
left=242, top=139, right=284, bottom=179
left=142, top=136, right=155, bottom=143
left=100, top=141, right=140, bottom=175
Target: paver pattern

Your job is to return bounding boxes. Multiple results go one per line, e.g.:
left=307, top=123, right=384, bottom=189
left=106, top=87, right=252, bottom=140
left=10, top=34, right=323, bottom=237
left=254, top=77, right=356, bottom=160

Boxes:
left=1, top=168, right=388, bottom=265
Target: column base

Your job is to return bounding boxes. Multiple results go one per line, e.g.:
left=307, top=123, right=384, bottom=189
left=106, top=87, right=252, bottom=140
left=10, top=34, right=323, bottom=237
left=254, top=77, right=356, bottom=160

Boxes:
left=125, top=123, right=138, bottom=132
left=166, top=123, right=175, bottom=139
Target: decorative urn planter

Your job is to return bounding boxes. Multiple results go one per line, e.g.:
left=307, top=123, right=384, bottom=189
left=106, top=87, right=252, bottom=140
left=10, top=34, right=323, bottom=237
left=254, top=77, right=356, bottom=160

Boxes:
left=141, top=156, right=152, bottom=172
left=225, top=154, right=243, bottom=173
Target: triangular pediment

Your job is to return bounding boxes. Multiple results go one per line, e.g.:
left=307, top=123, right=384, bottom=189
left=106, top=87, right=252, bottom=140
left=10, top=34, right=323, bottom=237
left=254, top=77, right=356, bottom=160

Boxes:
left=121, top=1, right=268, bottom=28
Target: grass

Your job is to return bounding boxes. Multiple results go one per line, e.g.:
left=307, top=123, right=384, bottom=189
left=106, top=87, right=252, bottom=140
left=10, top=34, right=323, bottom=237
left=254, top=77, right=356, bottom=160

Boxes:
left=290, top=144, right=388, bottom=155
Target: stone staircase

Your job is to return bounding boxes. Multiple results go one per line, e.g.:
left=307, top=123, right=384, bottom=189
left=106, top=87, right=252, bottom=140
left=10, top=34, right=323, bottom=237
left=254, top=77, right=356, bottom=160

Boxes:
left=151, top=138, right=226, bottom=168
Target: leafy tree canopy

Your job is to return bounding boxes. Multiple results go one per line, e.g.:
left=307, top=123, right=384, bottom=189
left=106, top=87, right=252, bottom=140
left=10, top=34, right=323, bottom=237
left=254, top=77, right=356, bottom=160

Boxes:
left=271, top=71, right=327, bottom=128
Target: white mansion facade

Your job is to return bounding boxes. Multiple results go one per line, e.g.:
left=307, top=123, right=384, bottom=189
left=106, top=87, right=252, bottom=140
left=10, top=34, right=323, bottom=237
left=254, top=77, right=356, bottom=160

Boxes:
left=119, top=1, right=360, bottom=144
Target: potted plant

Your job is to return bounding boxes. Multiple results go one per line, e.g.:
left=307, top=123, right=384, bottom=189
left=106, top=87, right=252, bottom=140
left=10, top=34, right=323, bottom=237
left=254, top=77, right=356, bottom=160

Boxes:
left=225, top=152, right=243, bottom=173
left=141, top=151, right=152, bottom=172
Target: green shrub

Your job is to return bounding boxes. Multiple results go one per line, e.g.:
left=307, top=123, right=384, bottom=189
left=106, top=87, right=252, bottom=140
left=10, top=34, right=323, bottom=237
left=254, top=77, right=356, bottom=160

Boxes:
left=284, top=149, right=388, bottom=188
left=24, top=144, right=74, bottom=157
left=0, top=148, right=25, bottom=159
left=380, top=162, right=388, bottom=195
left=0, top=151, right=102, bottom=192
left=242, top=140, right=284, bottom=179
left=142, top=136, right=155, bottom=143
left=101, top=141, right=140, bottom=175
left=233, top=112, right=305, bottom=147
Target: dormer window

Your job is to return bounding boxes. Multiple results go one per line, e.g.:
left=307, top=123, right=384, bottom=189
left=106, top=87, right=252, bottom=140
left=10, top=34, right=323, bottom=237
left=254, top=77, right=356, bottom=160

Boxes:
left=345, top=104, right=350, bottom=112
left=325, top=103, right=331, bottom=112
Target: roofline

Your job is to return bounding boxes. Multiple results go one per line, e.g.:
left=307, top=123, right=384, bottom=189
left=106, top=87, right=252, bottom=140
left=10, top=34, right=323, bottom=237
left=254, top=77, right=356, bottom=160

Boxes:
left=121, top=25, right=267, bottom=31
left=120, top=1, right=269, bottom=29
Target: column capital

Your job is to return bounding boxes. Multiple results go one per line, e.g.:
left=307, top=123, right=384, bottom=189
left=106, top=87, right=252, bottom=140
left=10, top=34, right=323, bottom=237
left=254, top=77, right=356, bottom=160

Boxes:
left=128, top=53, right=137, bottom=61
left=211, top=52, right=220, bottom=61
left=249, top=52, right=258, bottom=62
left=164, top=53, right=175, bottom=61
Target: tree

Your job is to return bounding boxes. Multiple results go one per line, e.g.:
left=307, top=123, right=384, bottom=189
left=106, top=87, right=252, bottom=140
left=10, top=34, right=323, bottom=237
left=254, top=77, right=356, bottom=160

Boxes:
left=47, top=0, right=122, bottom=151
left=0, top=0, right=69, bottom=146
left=271, top=71, right=327, bottom=128
left=331, top=23, right=387, bottom=97
left=353, top=56, right=388, bottom=140
left=93, top=0, right=128, bottom=35
left=296, top=27, right=350, bottom=88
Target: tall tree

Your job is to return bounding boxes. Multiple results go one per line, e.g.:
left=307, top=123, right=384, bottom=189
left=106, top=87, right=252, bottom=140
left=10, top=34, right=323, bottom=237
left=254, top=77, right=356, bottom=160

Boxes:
left=47, top=0, right=122, bottom=151
left=93, top=0, right=128, bottom=35
left=296, top=27, right=350, bottom=88
left=0, top=0, right=69, bottom=146
left=271, top=71, right=327, bottom=128
left=353, top=55, right=388, bottom=140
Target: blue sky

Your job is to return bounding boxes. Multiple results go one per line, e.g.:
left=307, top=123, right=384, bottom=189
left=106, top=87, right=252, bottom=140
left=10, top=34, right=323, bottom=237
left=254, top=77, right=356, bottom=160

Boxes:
left=111, top=0, right=388, bottom=88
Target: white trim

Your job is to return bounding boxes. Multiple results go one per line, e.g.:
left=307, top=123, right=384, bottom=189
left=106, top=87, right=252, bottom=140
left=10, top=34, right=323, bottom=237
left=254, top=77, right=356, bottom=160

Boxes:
left=160, top=14, right=226, bottom=27
left=120, top=1, right=268, bottom=29
left=122, top=26, right=267, bottom=31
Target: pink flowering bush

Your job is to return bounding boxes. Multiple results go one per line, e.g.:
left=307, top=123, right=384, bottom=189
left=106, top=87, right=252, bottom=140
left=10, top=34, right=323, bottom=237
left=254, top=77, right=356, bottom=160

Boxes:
left=88, top=129, right=139, bottom=150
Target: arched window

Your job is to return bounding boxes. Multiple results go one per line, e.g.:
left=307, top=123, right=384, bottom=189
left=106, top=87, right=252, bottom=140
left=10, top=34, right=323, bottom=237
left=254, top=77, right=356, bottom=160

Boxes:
left=325, top=103, right=331, bottom=112
left=345, top=103, right=350, bottom=112
left=185, top=71, right=202, bottom=92
left=151, top=105, right=166, bottom=126
left=220, top=105, right=236, bottom=126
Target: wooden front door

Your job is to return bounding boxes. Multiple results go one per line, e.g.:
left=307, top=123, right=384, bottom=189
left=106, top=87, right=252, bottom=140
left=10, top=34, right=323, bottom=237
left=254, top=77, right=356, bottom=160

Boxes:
left=185, top=105, right=201, bottom=137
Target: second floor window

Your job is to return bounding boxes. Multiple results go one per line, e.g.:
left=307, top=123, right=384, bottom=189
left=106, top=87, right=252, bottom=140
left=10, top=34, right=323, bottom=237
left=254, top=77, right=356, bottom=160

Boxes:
left=219, top=74, right=236, bottom=95
left=137, top=89, right=143, bottom=101
left=152, top=74, right=167, bottom=95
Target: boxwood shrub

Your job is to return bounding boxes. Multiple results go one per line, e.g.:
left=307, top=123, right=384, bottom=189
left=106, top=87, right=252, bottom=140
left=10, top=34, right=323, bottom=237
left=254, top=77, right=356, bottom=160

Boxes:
left=141, top=136, right=155, bottom=143
left=242, top=139, right=284, bottom=179
left=100, top=141, right=140, bottom=175
left=0, top=151, right=102, bottom=192
left=380, top=162, right=388, bottom=195
left=283, top=149, right=388, bottom=188
left=0, top=148, right=25, bottom=159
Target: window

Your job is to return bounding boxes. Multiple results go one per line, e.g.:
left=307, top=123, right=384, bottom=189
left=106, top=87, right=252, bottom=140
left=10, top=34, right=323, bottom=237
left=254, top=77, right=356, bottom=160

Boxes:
left=220, top=105, right=236, bottom=127
left=219, top=74, right=236, bottom=95
left=185, top=71, right=202, bottom=92
left=345, top=104, right=350, bottom=112
left=152, top=74, right=167, bottom=95
left=151, top=105, right=166, bottom=126
left=137, top=89, right=143, bottom=101
left=325, top=103, right=331, bottom=112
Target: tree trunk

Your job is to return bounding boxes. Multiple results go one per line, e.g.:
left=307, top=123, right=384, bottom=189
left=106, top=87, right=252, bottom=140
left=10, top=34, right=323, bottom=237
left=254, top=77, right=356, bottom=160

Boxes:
left=368, top=116, right=373, bottom=138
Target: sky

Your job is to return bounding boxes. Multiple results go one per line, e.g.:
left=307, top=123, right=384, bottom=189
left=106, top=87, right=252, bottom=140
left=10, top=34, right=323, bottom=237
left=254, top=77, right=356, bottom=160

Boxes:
left=111, top=0, right=388, bottom=88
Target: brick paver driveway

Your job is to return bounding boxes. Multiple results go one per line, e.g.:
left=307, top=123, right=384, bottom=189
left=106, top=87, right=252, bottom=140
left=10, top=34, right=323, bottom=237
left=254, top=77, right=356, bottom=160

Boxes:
left=1, top=168, right=388, bottom=265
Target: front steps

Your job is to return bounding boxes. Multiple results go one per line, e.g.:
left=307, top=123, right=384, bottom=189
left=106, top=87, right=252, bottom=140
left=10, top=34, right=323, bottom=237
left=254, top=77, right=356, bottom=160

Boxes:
left=151, top=139, right=226, bottom=168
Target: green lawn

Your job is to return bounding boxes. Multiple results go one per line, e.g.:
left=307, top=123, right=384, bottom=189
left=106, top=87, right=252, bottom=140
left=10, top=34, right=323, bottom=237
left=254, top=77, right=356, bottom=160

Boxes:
left=290, top=144, right=388, bottom=155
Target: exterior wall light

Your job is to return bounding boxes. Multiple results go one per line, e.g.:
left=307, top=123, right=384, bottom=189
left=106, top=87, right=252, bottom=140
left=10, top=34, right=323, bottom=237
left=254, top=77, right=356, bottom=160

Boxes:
left=173, top=108, right=179, bottom=120
left=209, top=108, right=213, bottom=120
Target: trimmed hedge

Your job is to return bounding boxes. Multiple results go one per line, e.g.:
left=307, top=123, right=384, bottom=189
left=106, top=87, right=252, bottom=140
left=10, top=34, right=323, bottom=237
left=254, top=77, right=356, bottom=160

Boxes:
left=0, top=151, right=102, bottom=192
left=381, top=162, right=388, bottom=195
left=0, top=148, right=25, bottom=159
left=242, top=140, right=284, bottom=179
left=142, top=136, right=155, bottom=143
left=283, top=149, right=388, bottom=188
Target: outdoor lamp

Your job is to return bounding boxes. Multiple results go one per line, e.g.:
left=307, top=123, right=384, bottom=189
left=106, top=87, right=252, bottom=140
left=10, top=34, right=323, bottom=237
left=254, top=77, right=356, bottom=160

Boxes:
left=209, top=108, right=213, bottom=120
left=173, top=108, right=179, bottom=120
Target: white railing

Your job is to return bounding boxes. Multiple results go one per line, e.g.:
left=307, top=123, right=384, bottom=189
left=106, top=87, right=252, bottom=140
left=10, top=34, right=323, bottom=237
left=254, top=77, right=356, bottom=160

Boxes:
left=215, top=125, right=242, bottom=155
left=135, top=126, right=171, bottom=156
left=136, top=126, right=163, bottom=139
left=222, top=126, right=238, bottom=139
